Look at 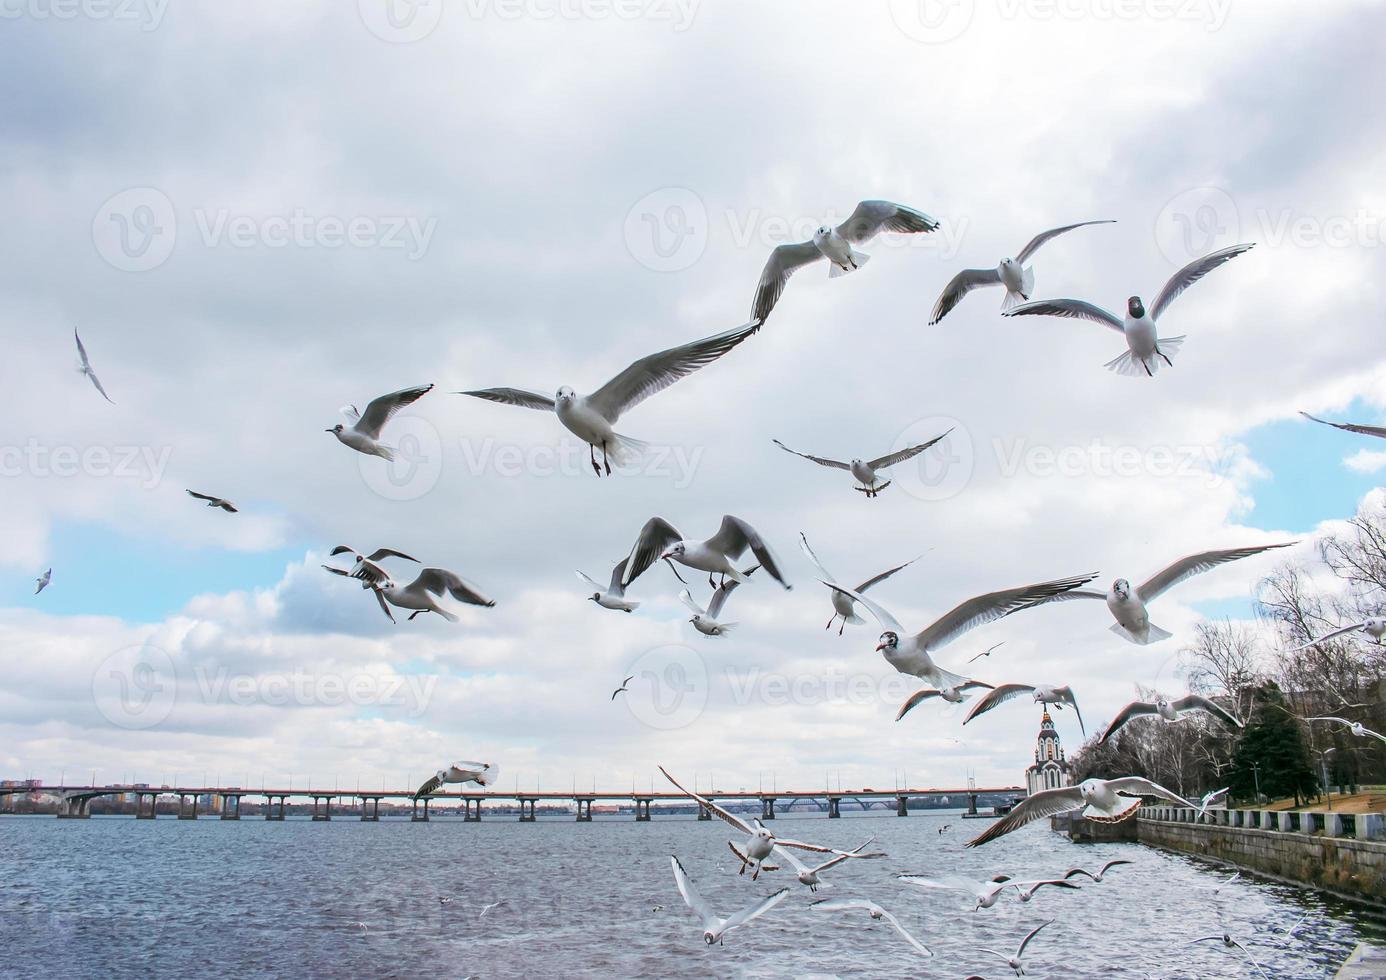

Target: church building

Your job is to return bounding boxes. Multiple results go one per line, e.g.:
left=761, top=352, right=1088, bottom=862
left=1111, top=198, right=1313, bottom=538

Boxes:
left=1025, top=710, right=1072, bottom=795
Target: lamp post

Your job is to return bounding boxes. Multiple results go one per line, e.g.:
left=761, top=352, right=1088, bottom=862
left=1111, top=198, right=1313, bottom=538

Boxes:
left=1250, top=763, right=1262, bottom=804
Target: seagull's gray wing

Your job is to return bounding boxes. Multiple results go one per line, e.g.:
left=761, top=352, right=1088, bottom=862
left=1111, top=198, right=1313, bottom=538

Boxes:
left=773, top=439, right=850, bottom=470
left=586, top=320, right=759, bottom=423
left=928, top=268, right=1002, bottom=325
left=1014, top=219, right=1116, bottom=265
left=722, top=887, right=790, bottom=932
left=707, top=567, right=755, bottom=620
left=707, top=516, right=790, bottom=589
left=413, top=568, right=496, bottom=607
left=1100, top=701, right=1158, bottom=743
left=1150, top=242, right=1254, bottom=321
left=1172, top=694, right=1242, bottom=729
left=459, top=386, right=555, bottom=414
left=798, top=533, right=836, bottom=584
left=75, top=329, right=114, bottom=402
left=821, top=582, right=903, bottom=633
left=371, top=587, right=396, bottom=623
left=670, top=856, right=718, bottom=931
left=963, top=684, right=1036, bottom=725
left=914, top=573, right=1099, bottom=651
left=854, top=556, right=918, bottom=593
left=186, top=490, right=220, bottom=503
left=1004, top=298, right=1124, bottom=332
left=1016, top=920, right=1052, bottom=957
left=877, top=908, right=933, bottom=957
left=752, top=241, right=823, bottom=323
left=1055, top=686, right=1085, bottom=735
left=606, top=558, right=630, bottom=595
left=964, top=786, right=1086, bottom=847
left=809, top=898, right=876, bottom=913
left=835, top=200, right=939, bottom=244
left=1288, top=620, right=1368, bottom=651
left=1105, top=777, right=1196, bottom=808
left=868, top=429, right=952, bottom=471
left=622, top=517, right=683, bottom=587
left=895, top=689, right=945, bottom=721
left=1137, top=542, right=1295, bottom=602
left=363, top=548, right=419, bottom=563
left=355, top=384, right=434, bottom=439
left=660, top=767, right=752, bottom=835
left=1300, top=411, right=1386, bottom=440
left=414, top=773, right=443, bottom=797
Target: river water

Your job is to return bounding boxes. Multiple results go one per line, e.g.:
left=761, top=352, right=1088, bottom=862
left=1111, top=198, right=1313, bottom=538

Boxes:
left=0, top=810, right=1378, bottom=977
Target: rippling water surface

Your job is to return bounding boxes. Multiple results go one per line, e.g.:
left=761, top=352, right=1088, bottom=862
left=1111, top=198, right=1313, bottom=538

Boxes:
left=1, top=810, right=1379, bottom=977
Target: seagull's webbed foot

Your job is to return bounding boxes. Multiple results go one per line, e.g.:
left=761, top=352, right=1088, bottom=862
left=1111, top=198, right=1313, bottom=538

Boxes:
left=602, top=441, right=612, bottom=476
left=751, top=865, right=760, bottom=881
left=588, top=444, right=601, bottom=477
left=408, top=610, right=425, bottom=621
left=824, top=615, right=836, bottom=631
left=708, top=573, right=717, bottom=591
left=1158, top=350, right=1174, bottom=368
left=838, top=620, right=846, bottom=636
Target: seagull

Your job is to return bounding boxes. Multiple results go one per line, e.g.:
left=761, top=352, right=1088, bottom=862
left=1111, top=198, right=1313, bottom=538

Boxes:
left=438, top=896, right=454, bottom=907
left=1012, top=881, right=1080, bottom=904
left=479, top=900, right=509, bottom=918
left=74, top=328, right=113, bottom=403
left=979, top=920, right=1052, bottom=977
left=928, top=220, right=1115, bottom=323
left=577, top=558, right=640, bottom=613
left=459, top=320, right=758, bottom=476
left=938, top=824, right=951, bottom=834
left=771, top=431, right=952, bottom=497
left=821, top=572, right=1098, bottom=691
left=895, top=681, right=995, bottom=721
left=899, top=875, right=1072, bottom=911
left=1288, top=617, right=1386, bottom=651
left=1207, top=871, right=1241, bottom=896
left=327, top=545, right=420, bottom=584
left=34, top=568, right=51, bottom=595
left=1003, top=243, right=1254, bottom=376
left=965, top=777, right=1196, bottom=848
left=799, top=533, right=918, bottom=635
left=809, top=898, right=932, bottom=957
left=610, top=675, right=635, bottom=700
left=660, top=767, right=856, bottom=880
left=1188, top=932, right=1270, bottom=979
left=964, top=684, right=1085, bottom=735
left=185, top=490, right=238, bottom=513
left=1026, top=543, right=1295, bottom=645
left=1100, top=694, right=1242, bottom=743
left=680, top=567, right=757, bottom=636
left=1062, top=859, right=1132, bottom=883
left=415, top=762, right=500, bottom=798
left=750, top=200, right=940, bottom=324
left=1306, top=716, right=1386, bottom=743
left=670, top=856, right=789, bottom=946
left=1275, top=913, right=1308, bottom=946
left=968, top=641, right=1005, bottom=665
left=325, top=560, right=495, bottom=623
left=326, top=384, right=433, bottom=460
left=623, top=516, right=791, bottom=591
left=1195, top=787, right=1229, bottom=816
left=774, top=837, right=885, bottom=892
left=1300, top=411, right=1386, bottom=440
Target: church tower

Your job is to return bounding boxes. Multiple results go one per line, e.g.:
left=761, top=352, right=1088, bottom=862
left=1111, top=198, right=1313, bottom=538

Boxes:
left=1025, top=710, right=1072, bottom=795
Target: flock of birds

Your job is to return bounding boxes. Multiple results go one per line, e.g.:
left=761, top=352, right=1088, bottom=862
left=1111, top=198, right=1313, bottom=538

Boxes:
left=51, top=195, right=1385, bottom=973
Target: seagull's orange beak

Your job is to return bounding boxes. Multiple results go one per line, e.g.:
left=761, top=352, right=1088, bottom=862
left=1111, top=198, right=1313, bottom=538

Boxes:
left=874, top=641, right=887, bottom=652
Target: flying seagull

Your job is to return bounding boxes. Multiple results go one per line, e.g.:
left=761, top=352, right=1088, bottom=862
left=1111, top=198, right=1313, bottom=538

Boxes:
left=1195, top=787, right=1229, bottom=816
left=751, top=200, right=940, bottom=324
left=185, top=490, right=237, bottom=513
left=895, top=680, right=995, bottom=721
left=1306, top=716, right=1386, bottom=743
left=1300, top=411, right=1386, bottom=440
left=898, top=874, right=1073, bottom=911
left=1062, top=859, right=1132, bottom=883
left=799, top=533, right=918, bottom=635
left=810, top=898, right=932, bottom=958
left=35, top=568, right=51, bottom=594
left=1003, top=243, right=1254, bottom=376
left=965, top=777, right=1196, bottom=848
left=479, top=900, right=509, bottom=918
left=1288, top=617, right=1386, bottom=651
left=623, top=515, right=791, bottom=591
left=74, top=328, right=113, bottom=403
left=324, top=558, right=494, bottom=623
left=680, top=567, right=757, bottom=636
left=821, top=572, right=1098, bottom=691
left=415, top=761, right=500, bottom=798
left=929, top=219, right=1115, bottom=323
left=1100, top=694, right=1242, bottom=743
left=670, top=856, right=789, bottom=946
left=774, top=837, right=885, bottom=892
left=771, top=430, right=952, bottom=497
left=326, top=384, right=433, bottom=460
left=1188, top=932, right=1270, bottom=980
left=321, top=546, right=420, bottom=621
left=610, top=675, right=635, bottom=700
left=964, top=684, right=1086, bottom=736
left=980, top=920, right=1053, bottom=977
left=459, top=320, right=758, bottom=476
left=1026, top=542, right=1295, bottom=645
left=577, top=558, right=640, bottom=613
left=968, top=641, right=1005, bottom=665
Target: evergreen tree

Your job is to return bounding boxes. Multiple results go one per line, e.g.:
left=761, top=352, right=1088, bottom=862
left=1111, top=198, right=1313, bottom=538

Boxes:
left=1229, top=681, right=1318, bottom=805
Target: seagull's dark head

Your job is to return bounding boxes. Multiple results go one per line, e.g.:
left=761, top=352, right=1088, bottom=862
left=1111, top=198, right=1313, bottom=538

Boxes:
left=702, top=931, right=717, bottom=946
left=876, top=630, right=899, bottom=653
left=588, top=593, right=600, bottom=602
left=1127, top=296, right=1145, bottom=318
left=1112, top=578, right=1130, bottom=599
left=326, top=424, right=343, bottom=434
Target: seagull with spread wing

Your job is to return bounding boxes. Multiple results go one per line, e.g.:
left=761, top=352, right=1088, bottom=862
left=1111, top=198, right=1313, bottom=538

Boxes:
left=34, top=568, right=51, bottom=595
left=610, top=675, right=634, bottom=700
left=1003, top=243, right=1254, bottom=376
left=1100, top=693, right=1242, bottom=743
left=324, top=550, right=494, bottom=623
left=1288, top=616, right=1386, bottom=651
left=980, top=920, right=1054, bottom=977
left=680, top=566, right=756, bottom=636
left=810, top=898, right=932, bottom=957
left=772, top=430, right=952, bottom=498
left=185, top=490, right=238, bottom=513
left=929, top=219, right=1115, bottom=323
left=964, top=684, right=1085, bottom=735
left=1188, top=932, right=1270, bottom=980
left=1026, top=542, right=1295, bottom=645
left=1301, top=411, right=1386, bottom=440
left=1306, top=716, right=1386, bottom=743
left=898, top=874, right=1074, bottom=911
left=326, top=384, right=433, bottom=460
left=750, top=200, right=939, bottom=324
left=74, top=328, right=114, bottom=403
left=576, top=558, right=639, bottom=612
left=965, top=777, right=1196, bottom=848
left=623, top=515, right=790, bottom=591
left=799, top=533, right=919, bottom=635
left=1062, top=859, right=1132, bottom=883
left=415, top=761, right=500, bottom=798
left=459, top=320, right=758, bottom=476
left=670, top=856, right=788, bottom=946
left=775, top=837, right=885, bottom=892
left=895, top=680, right=995, bottom=721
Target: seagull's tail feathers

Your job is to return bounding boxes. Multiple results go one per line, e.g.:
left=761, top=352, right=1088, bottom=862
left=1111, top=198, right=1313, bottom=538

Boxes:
left=434, top=607, right=460, bottom=623
left=373, top=444, right=398, bottom=462
left=829, top=248, right=871, bottom=279
left=1103, top=350, right=1150, bottom=377
left=1000, top=289, right=1025, bottom=313
left=1109, top=621, right=1171, bottom=645
left=476, top=763, right=500, bottom=787
left=716, top=622, right=739, bottom=635
left=1156, top=334, right=1186, bottom=363
left=606, top=432, right=650, bottom=468
left=843, top=611, right=866, bottom=626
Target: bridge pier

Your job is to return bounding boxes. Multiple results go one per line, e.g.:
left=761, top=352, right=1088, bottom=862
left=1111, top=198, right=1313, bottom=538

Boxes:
left=575, top=798, right=593, bottom=822
left=518, top=799, right=537, bottom=822
left=264, top=795, right=287, bottom=821
left=57, top=794, right=92, bottom=819
left=634, top=798, right=651, bottom=821
left=966, top=792, right=978, bottom=816
left=178, top=794, right=198, bottom=820
left=220, top=794, right=242, bottom=820
left=896, top=795, right=909, bottom=817
left=828, top=797, right=841, bottom=818
left=761, top=797, right=776, bottom=821
left=311, top=795, right=334, bottom=821
left=136, top=792, right=157, bottom=819
left=464, top=798, right=482, bottom=822
left=360, top=796, right=381, bottom=822
left=697, top=804, right=711, bottom=821
left=412, top=797, right=430, bottom=822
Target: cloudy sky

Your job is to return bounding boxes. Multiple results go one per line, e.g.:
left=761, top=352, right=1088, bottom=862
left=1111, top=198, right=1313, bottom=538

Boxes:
left=3, top=0, right=1385, bottom=796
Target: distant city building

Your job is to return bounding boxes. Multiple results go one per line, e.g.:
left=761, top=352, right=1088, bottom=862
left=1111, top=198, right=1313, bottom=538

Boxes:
left=1025, top=710, right=1072, bottom=795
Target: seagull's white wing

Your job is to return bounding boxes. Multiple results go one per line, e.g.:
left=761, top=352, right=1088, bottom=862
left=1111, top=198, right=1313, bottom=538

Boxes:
left=798, top=533, right=836, bottom=584
left=773, top=836, right=838, bottom=855
left=1150, top=242, right=1254, bottom=321
left=414, top=773, right=444, bottom=797
left=1172, top=694, right=1242, bottom=729
left=1287, top=620, right=1368, bottom=652
left=622, top=517, right=683, bottom=586
left=1099, top=701, right=1159, bottom=742
left=355, top=384, right=434, bottom=439
left=835, top=200, right=939, bottom=244
left=1105, top=776, right=1196, bottom=808
left=1055, top=686, right=1085, bottom=735
left=1004, top=298, right=1124, bottom=332
left=670, top=856, right=718, bottom=931
left=854, top=556, right=918, bottom=594
left=963, top=684, right=1036, bottom=725
left=1014, top=219, right=1116, bottom=265
left=364, top=548, right=420, bottom=563
left=413, top=568, right=496, bottom=607
left=809, top=898, right=877, bottom=913
left=928, top=267, right=1003, bottom=325
left=458, top=387, right=556, bottom=412
left=868, top=429, right=952, bottom=471
left=897, top=874, right=981, bottom=894
left=1016, top=920, right=1052, bottom=957
left=607, top=558, right=630, bottom=596
left=74, top=328, right=92, bottom=371
left=771, top=845, right=809, bottom=873
left=821, top=582, right=903, bottom=633
left=965, top=787, right=1086, bottom=847
left=1137, top=543, right=1294, bottom=602
left=895, top=689, right=941, bottom=722
left=1306, top=715, right=1354, bottom=726
left=659, top=766, right=751, bottom=835
left=1300, top=411, right=1386, bottom=440
left=587, top=320, right=759, bottom=423
left=722, top=887, right=790, bottom=932
left=707, top=516, right=790, bottom=589
left=772, top=439, right=850, bottom=470
left=877, top=908, right=933, bottom=957
left=678, top=589, right=706, bottom=616
left=576, top=570, right=604, bottom=589
left=707, top=571, right=752, bottom=620
left=914, top=573, right=1099, bottom=651
left=752, top=241, right=823, bottom=323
